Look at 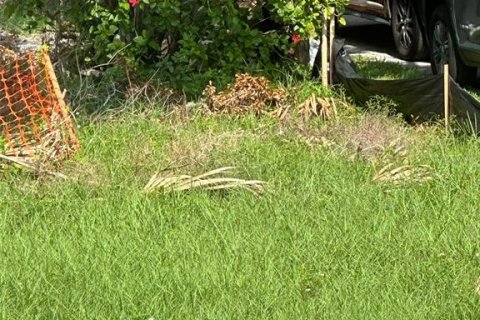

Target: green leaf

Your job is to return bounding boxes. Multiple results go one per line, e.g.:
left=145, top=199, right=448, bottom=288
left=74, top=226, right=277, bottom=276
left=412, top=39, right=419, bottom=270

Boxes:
left=3, top=4, right=16, bottom=18
left=326, top=6, right=335, bottom=17
left=148, top=40, right=161, bottom=51
left=119, top=2, right=130, bottom=10
left=133, top=36, right=148, bottom=46
left=109, top=25, right=118, bottom=34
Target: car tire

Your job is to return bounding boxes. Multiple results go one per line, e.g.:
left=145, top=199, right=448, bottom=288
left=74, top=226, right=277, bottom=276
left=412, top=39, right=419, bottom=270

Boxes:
left=429, top=5, right=477, bottom=85
left=391, top=0, right=425, bottom=60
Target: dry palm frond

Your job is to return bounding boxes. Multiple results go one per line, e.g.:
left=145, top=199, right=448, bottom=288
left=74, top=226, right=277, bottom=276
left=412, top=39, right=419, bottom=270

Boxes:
left=373, top=163, right=434, bottom=185
left=144, top=166, right=265, bottom=194
left=365, top=138, right=409, bottom=165
left=271, top=104, right=292, bottom=121
left=0, top=153, right=70, bottom=179
left=299, top=94, right=337, bottom=121
left=0, top=122, right=75, bottom=178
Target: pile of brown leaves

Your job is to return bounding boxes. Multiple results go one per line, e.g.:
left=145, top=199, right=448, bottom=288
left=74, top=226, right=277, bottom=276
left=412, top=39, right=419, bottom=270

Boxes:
left=202, top=73, right=287, bottom=116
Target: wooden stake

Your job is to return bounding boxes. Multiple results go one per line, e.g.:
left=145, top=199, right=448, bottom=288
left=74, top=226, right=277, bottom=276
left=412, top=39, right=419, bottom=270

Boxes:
left=329, top=13, right=336, bottom=85
left=41, top=48, right=80, bottom=149
left=321, top=11, right=329, bottom=87
left=444, top=64, right=450, bottom=132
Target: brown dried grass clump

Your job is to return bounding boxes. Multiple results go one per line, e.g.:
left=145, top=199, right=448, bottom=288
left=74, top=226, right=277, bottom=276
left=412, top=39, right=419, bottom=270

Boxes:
left=299, top=93, right=338, bottom=121
left=341, top=114, right=409, bottom=161
left=295, top=113, right=409, bottom=162
left=202, top=73, right=287, bottom=116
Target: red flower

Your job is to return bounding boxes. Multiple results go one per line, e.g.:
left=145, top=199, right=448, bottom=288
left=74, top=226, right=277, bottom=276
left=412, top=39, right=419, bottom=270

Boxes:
left=291, top=34, right=302, bottom=44
left=129, top=0, right=140, bottom=7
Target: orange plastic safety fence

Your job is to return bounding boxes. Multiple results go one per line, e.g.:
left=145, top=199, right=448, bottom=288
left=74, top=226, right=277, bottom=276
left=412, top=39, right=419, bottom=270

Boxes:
left=0, top=49, right=79, bottom=161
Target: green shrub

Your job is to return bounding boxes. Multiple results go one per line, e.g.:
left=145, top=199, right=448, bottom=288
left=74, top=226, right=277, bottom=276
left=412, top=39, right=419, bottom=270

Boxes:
left=4, top=0, right=347, bottom=96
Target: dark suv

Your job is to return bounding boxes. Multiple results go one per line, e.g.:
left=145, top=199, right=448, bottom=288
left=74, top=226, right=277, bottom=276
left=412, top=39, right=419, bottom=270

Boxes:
left=347, top=0, right=480, bottom=84
left=347, top=0, right=426, bottom=60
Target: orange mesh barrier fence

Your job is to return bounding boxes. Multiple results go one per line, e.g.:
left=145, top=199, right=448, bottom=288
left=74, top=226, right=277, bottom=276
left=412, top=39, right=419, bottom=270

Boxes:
left=0, top=49, right=79, bottom=162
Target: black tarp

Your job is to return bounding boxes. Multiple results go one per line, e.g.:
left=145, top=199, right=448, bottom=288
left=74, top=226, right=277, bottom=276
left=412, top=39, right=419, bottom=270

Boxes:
left=332, top=39, right=480, bottom=128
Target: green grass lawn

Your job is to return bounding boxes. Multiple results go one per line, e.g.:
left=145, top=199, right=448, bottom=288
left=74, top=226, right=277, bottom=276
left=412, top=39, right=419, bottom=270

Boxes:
left=467, top=88, right=480, bottom=102
left=2, top=107, right=480, bottom=319
left=352, top=56, right=426, bottom=80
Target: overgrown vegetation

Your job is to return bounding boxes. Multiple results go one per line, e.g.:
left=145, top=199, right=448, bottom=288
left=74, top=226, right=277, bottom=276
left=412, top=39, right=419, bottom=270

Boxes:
left=2, top=3, right=480, bottom=319
left=2, top=93, right=480, bottom=318
left=2, top=0, right=347, bottom=95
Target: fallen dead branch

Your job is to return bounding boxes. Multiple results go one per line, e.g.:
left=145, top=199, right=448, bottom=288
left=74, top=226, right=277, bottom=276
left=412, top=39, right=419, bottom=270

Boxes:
left=144, top=166, right=264, bottom=194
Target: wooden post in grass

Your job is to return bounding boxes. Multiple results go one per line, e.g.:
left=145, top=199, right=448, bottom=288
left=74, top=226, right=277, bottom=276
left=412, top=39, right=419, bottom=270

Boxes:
left=321, top=10, right=329, bottom=87
left=42, top=48, right=80, bottom=149
left=444, top=64, right=450, bottom=132
left=329, top=13, right=336, bottom=85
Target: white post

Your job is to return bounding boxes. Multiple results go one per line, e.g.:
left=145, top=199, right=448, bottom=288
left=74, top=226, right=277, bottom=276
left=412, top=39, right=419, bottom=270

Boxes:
left=444, top=64, right=450, bottom=132
left=328, top=12, right=336, bottom=85
left=321, top=10, right=329, bottom=86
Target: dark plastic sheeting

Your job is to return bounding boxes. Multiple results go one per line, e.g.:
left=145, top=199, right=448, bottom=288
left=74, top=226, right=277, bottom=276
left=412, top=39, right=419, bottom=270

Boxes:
left=333, top=39, right=480, bottom=128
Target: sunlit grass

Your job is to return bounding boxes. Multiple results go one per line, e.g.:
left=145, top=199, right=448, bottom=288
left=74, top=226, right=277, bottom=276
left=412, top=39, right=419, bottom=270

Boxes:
left=352, top=56, right=426, bottom=80
left=1, top=104, right=480, bottom=318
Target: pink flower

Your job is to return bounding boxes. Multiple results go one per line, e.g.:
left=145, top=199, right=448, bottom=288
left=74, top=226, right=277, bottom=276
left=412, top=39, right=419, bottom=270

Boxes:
left=129, top=0, right=140, bottom=7
left=291, top=34, right=302, bottom=44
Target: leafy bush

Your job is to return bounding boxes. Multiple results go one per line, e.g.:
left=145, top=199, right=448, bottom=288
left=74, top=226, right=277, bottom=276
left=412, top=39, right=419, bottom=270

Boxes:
left=4, top=0, right=347, bottom=95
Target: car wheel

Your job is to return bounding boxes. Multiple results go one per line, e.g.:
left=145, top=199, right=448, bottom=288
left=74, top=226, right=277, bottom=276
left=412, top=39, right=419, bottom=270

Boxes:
left=391, top=0, right=425, bottom=60
left=429, top=5, right=477, bottom=85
